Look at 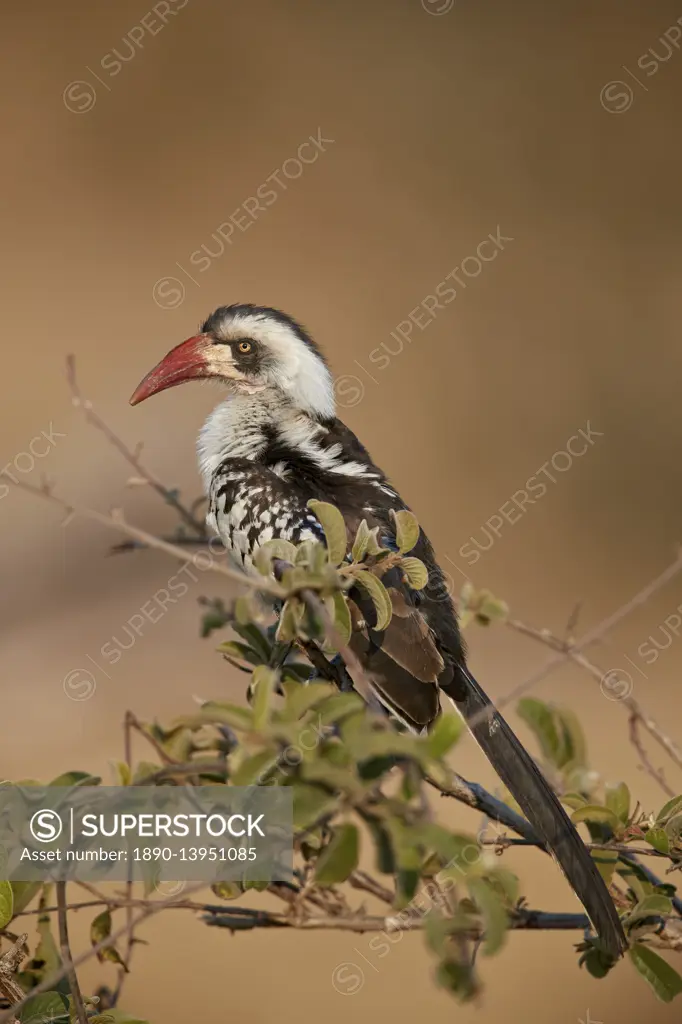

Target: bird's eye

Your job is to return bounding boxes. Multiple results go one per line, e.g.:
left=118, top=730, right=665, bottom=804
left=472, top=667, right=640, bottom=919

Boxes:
left=237, top=340, right=252, bottom=354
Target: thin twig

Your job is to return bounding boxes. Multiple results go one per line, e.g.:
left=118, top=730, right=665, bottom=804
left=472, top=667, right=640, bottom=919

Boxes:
left=0, top=883, right=207, bottom=1024
left=56, top=882, right=88, bottom=1024
left=496, top=549, right=682, bottom=713
left=66, top=354, right=206, bottom=536
left=506, top=616, right=682, bottom=791
left=10, top=478, right=284, bottom=598
left=628, top=713, right=675, bottom=798
left=201, top=906, right=592, bottom=934
left=0, top=935, right=27, bottom=1023
left=115, top=715, right=136, bottom=1006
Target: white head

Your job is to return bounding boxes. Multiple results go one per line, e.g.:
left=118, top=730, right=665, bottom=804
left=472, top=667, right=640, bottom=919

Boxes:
left=130, top=303, right=336, bottom=420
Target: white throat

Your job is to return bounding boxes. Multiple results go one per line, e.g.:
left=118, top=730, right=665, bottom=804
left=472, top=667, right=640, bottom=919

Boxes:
left=198, top=391, right=329, bottom=491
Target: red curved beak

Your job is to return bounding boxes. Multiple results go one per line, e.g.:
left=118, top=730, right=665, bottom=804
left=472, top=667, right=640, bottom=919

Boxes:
left=129, top=334, right=213, bottom=405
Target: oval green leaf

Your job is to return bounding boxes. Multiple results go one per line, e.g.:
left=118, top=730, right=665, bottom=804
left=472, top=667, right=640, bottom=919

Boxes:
left=332, top=592, right=352, bottom=646
left=628, top=943, right=682, bottom=1002
left=571, top=805, right=620, bottom=829
left=307, top=500, right=347, bottom=565
left=425, top=713, right=464, bottom=759
left=314, top=823, right=360, bottom=885
left=391, top=509, right=420, bottom=554
left=400, top=557, right=429, bottom=591
left=251, top=666, right=279, bottom=729
left=0, top=880, right=13, bottom=929
left=645, top=827, right=671, bottom=855
left=352, top=570, right=392, bottom=631
left=19, top=992, right=69, bottom=1023
left=468, top=876, right=509, bottom=955
left=656, top=794, right=682, bottom=824
left=605, top=781, right=631, bottom=823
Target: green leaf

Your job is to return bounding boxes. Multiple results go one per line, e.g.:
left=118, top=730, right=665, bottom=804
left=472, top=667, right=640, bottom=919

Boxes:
left=485, top=866, right=520, bottom=906
left=279, top=681, right=336, bottom=720
left=332, top=591, right=352, bottom=646
left=216, top=640, right=262, bottom=666
left=435, top=960, right=478, bottom=1002
left=581, top=944, right=613, bottom=979
left=255, top=538, right=297, bottom=574
left=35, top=907, right=61, bottom=975
left=357, top=810, right=395, bottom=874
left=605, top=782, right=630, bottom=823
left=19, top=992, right=69, bottom=1023
left=399, top=557, right=429, bottom=591
left=174, top=701, right=253, bottom=732
left=315, top=823, right=360, bottom=884
left=231, top=747, right=280, bottom=786
left=352, top=570, right=392, bottom=630
left=591, top=848, right=618, bottom=886
left=291, top=783, right=338, bottom=831
left=10, top=881, right=41, bottom=915
left=628, top=894, right=673, bottom=924
left=351, top=519, right=372, bottom=562
left=628, top=944, right=682, bottom=1002
left=475, top=592, right=509, bottom=625
left=211, top=881, right=241, bottom=900
left=110, top=760, right=132, bottom=786
left=517, top=698, right=562, bottom=766
left=307, top=500, right=347, bottom=565
left=274, top=597, right=300, bottom=642
left=562, top=792, right=588, bottom=810
left=423, top=826, right=482, bottom=874
left=314, top=692, right=365, bottom=726
left=664, top=814, right=682, bottom=845
left=425, top=714, right=464, bottom=759
left=391, top=509, right=420, bottom=554
left=645, top=827, right=671, bottom=855
left=300, top=760, right=362, bottom=796
left=131, top=760, right=161, bottom=785
left=90, top=909, right=124, bottom=967
left=553, top=706, right=588, bottom=769
left=395, top=868, right=420, bottom=906
left=616, top=858, right=653, bottom=902
left=656, top=795, right=682, bottom=824
left=231, top=622, right=273, bottom=663
left=0, top=880, right=14, bottom=928
left=251, top=666, right=279, bottom=729
left=571, top=805, right=620, bottom=830
left=467, top=877, right=509, bottom=955
left=48, top=771, right=101, bottom=788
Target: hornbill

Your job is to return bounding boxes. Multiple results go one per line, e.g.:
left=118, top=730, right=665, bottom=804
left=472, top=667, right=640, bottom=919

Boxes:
left=130, top=302, right=626, bottom=958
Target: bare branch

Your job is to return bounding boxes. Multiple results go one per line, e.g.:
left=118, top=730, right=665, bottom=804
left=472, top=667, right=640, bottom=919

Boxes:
left=66, top=355, right=206, bottom=537
left=496, top=549, right=682, bottom=712
left=10, top=478, right=284, bottom=598
left=56, top=882, right=88, bottom=1024
left=506, top=616, right=682, bottom=789
left=0, top=883, right=208, bottom=1024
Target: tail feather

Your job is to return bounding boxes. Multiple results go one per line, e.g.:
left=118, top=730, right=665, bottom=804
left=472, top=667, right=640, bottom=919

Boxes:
left=446, top=667, right=627, bottom=959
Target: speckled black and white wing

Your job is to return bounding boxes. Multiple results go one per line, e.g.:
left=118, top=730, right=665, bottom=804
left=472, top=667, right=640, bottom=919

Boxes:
left=206, top=456, right=324, bottom=571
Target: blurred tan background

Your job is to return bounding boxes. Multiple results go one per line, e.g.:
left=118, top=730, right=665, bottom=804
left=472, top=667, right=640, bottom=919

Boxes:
left=2, top=0, right=682, bottom=1019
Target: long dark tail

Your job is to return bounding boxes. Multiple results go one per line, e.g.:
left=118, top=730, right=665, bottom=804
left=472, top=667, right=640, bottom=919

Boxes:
left=445, top=666, right=627, bottom=959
